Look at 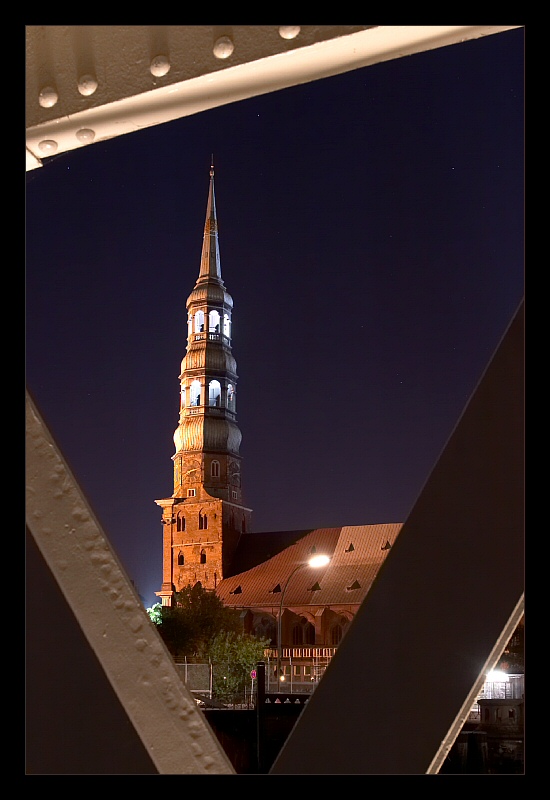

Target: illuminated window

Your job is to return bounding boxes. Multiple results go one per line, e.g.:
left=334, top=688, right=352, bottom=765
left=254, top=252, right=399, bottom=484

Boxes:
left=209, top=380, right=221, bottom=406
left=190, top=379, right=201, bottom=406
left=211, top=460, right=220, bottom=477
left=223, top=313, right=231, bottom=337
left=227, top=384, right=235, bottom=410
left=209, top=309, right=221, bottom=332
left=197, top=313, right=205, bottom=333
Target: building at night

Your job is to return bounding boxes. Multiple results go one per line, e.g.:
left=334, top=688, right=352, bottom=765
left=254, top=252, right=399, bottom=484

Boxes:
left=155, top=165, right=523, bottom=703
left=154, top=165, right=408, bottom=676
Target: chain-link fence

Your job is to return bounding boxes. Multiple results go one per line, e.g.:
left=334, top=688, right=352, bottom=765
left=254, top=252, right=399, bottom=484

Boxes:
left=175, top=659, right=257, bottom=708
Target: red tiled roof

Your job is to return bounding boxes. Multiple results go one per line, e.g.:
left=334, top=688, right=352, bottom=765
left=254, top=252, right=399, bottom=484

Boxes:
left=217, top=524, right=403, bottom=609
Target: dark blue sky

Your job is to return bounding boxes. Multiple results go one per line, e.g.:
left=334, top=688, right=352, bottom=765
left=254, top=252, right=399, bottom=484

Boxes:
left=26, top=28, right=524, bottom=608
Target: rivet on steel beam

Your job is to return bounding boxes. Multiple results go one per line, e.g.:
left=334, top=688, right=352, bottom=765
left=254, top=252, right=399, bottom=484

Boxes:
left=38, top=140, right=58, bottom=154
left=213, top=36, right=234, bottom=59
left=38, top=86, right=59, bottom=108
left=76, top=128, right=96, bottom=143
left=78, top=74, right=98, bottom=96
left=150, top=55, right=171, bottom=77
left=279, top=26, right=301, bottom=40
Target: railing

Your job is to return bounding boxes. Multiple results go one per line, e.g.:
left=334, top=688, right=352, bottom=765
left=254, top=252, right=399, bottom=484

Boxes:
left=265, top=646, right=338, bottom=660
left=192, top=332, right=231, bottom=344
left=478, top=674, right=524, bottom=700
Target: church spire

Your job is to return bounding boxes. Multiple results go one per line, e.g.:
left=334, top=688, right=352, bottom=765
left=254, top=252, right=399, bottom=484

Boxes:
left=198, top=158, right=222, bottom=283
left=155, top=163, right=252, bottom=603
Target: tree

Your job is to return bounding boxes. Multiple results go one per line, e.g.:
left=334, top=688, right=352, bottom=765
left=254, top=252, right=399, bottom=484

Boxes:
left=206, top=631, right=271, bottom=702
left=153, top=583, right=242, bottom=659
left=146, top=603, right=163, bottom=625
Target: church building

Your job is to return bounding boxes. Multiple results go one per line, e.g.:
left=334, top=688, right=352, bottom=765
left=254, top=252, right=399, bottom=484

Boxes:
left=155, top=164, right=407, bottom=679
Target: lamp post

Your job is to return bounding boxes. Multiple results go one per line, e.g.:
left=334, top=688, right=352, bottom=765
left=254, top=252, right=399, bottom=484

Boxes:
left=277, top=553, right=330, bottom=692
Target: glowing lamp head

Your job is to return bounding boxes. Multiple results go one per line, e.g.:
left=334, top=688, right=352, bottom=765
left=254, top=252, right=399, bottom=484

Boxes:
left=487, top=670, right=508, bottom=681
left=308, top=554, right=330, bottom=568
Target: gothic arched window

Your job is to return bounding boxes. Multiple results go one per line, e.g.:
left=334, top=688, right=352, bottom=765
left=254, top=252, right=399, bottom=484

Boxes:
left=200, top=549, right=207, bottom=564
left=292, top=625, right=304, bottom=645
left=177, top=553, right=184, bottom=566
left=199, top=512, right=208, bottom=530
left=211, top=460, right=220, bottom=478
left=330, top=624, right=343, bottom=646
left=304, top=623, right=316, bottom=645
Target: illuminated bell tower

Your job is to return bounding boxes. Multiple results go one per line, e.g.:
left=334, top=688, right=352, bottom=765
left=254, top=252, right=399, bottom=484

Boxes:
left=155, top=164, right=251, bottom=605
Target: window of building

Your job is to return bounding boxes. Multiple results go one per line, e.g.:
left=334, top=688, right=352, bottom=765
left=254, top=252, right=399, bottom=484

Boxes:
left=232, top=490, right=238, bottom=499
left=187, top=489, right=196, bottom=497
left=176, top=513, right=185, bottom=532
left=194, top=310, right=204, bottom=333
left=304, top=623, right=315, bottom=645
left=292, top=625, right=304, bottom=645
left=208, top=379, right=221, bottom=406
left=331, top=624, right=343, bottom=646
left=227, top=384, right=235, bottom=410
left=211, top=460, right=220, bottom=478
left=190, top=379, right=201, bottom=406
left=199, top=512, right=208, bottom=529
left=200, top=549, right=207, bottom=564
left=223, top=313, right=231, bottom=338
left=177, top=553, right=184, bottom=566
left=209, top=309, right=221, bottom=333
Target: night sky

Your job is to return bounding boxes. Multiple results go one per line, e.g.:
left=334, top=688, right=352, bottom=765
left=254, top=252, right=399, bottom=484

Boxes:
left=26, top=28, right=524, bottom=608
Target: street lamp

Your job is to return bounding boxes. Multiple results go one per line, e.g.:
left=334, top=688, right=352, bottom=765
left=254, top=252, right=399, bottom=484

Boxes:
left=277, top=553, right=330, bottom=692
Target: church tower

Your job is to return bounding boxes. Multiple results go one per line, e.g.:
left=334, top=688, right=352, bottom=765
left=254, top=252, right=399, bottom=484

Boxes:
left=155, top=164, right=251, bottom=605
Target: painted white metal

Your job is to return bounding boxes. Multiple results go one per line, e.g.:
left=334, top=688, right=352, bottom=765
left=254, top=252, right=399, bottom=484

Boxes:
left=26, top=391, right=235, bottom=775
left=26, top=26, right=519, bottom=170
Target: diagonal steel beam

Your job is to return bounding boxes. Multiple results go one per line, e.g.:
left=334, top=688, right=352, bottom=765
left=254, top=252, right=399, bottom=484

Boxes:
left=271, top=300, right=524, bottom=775
left=26, top=391, right=235, bottom=774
